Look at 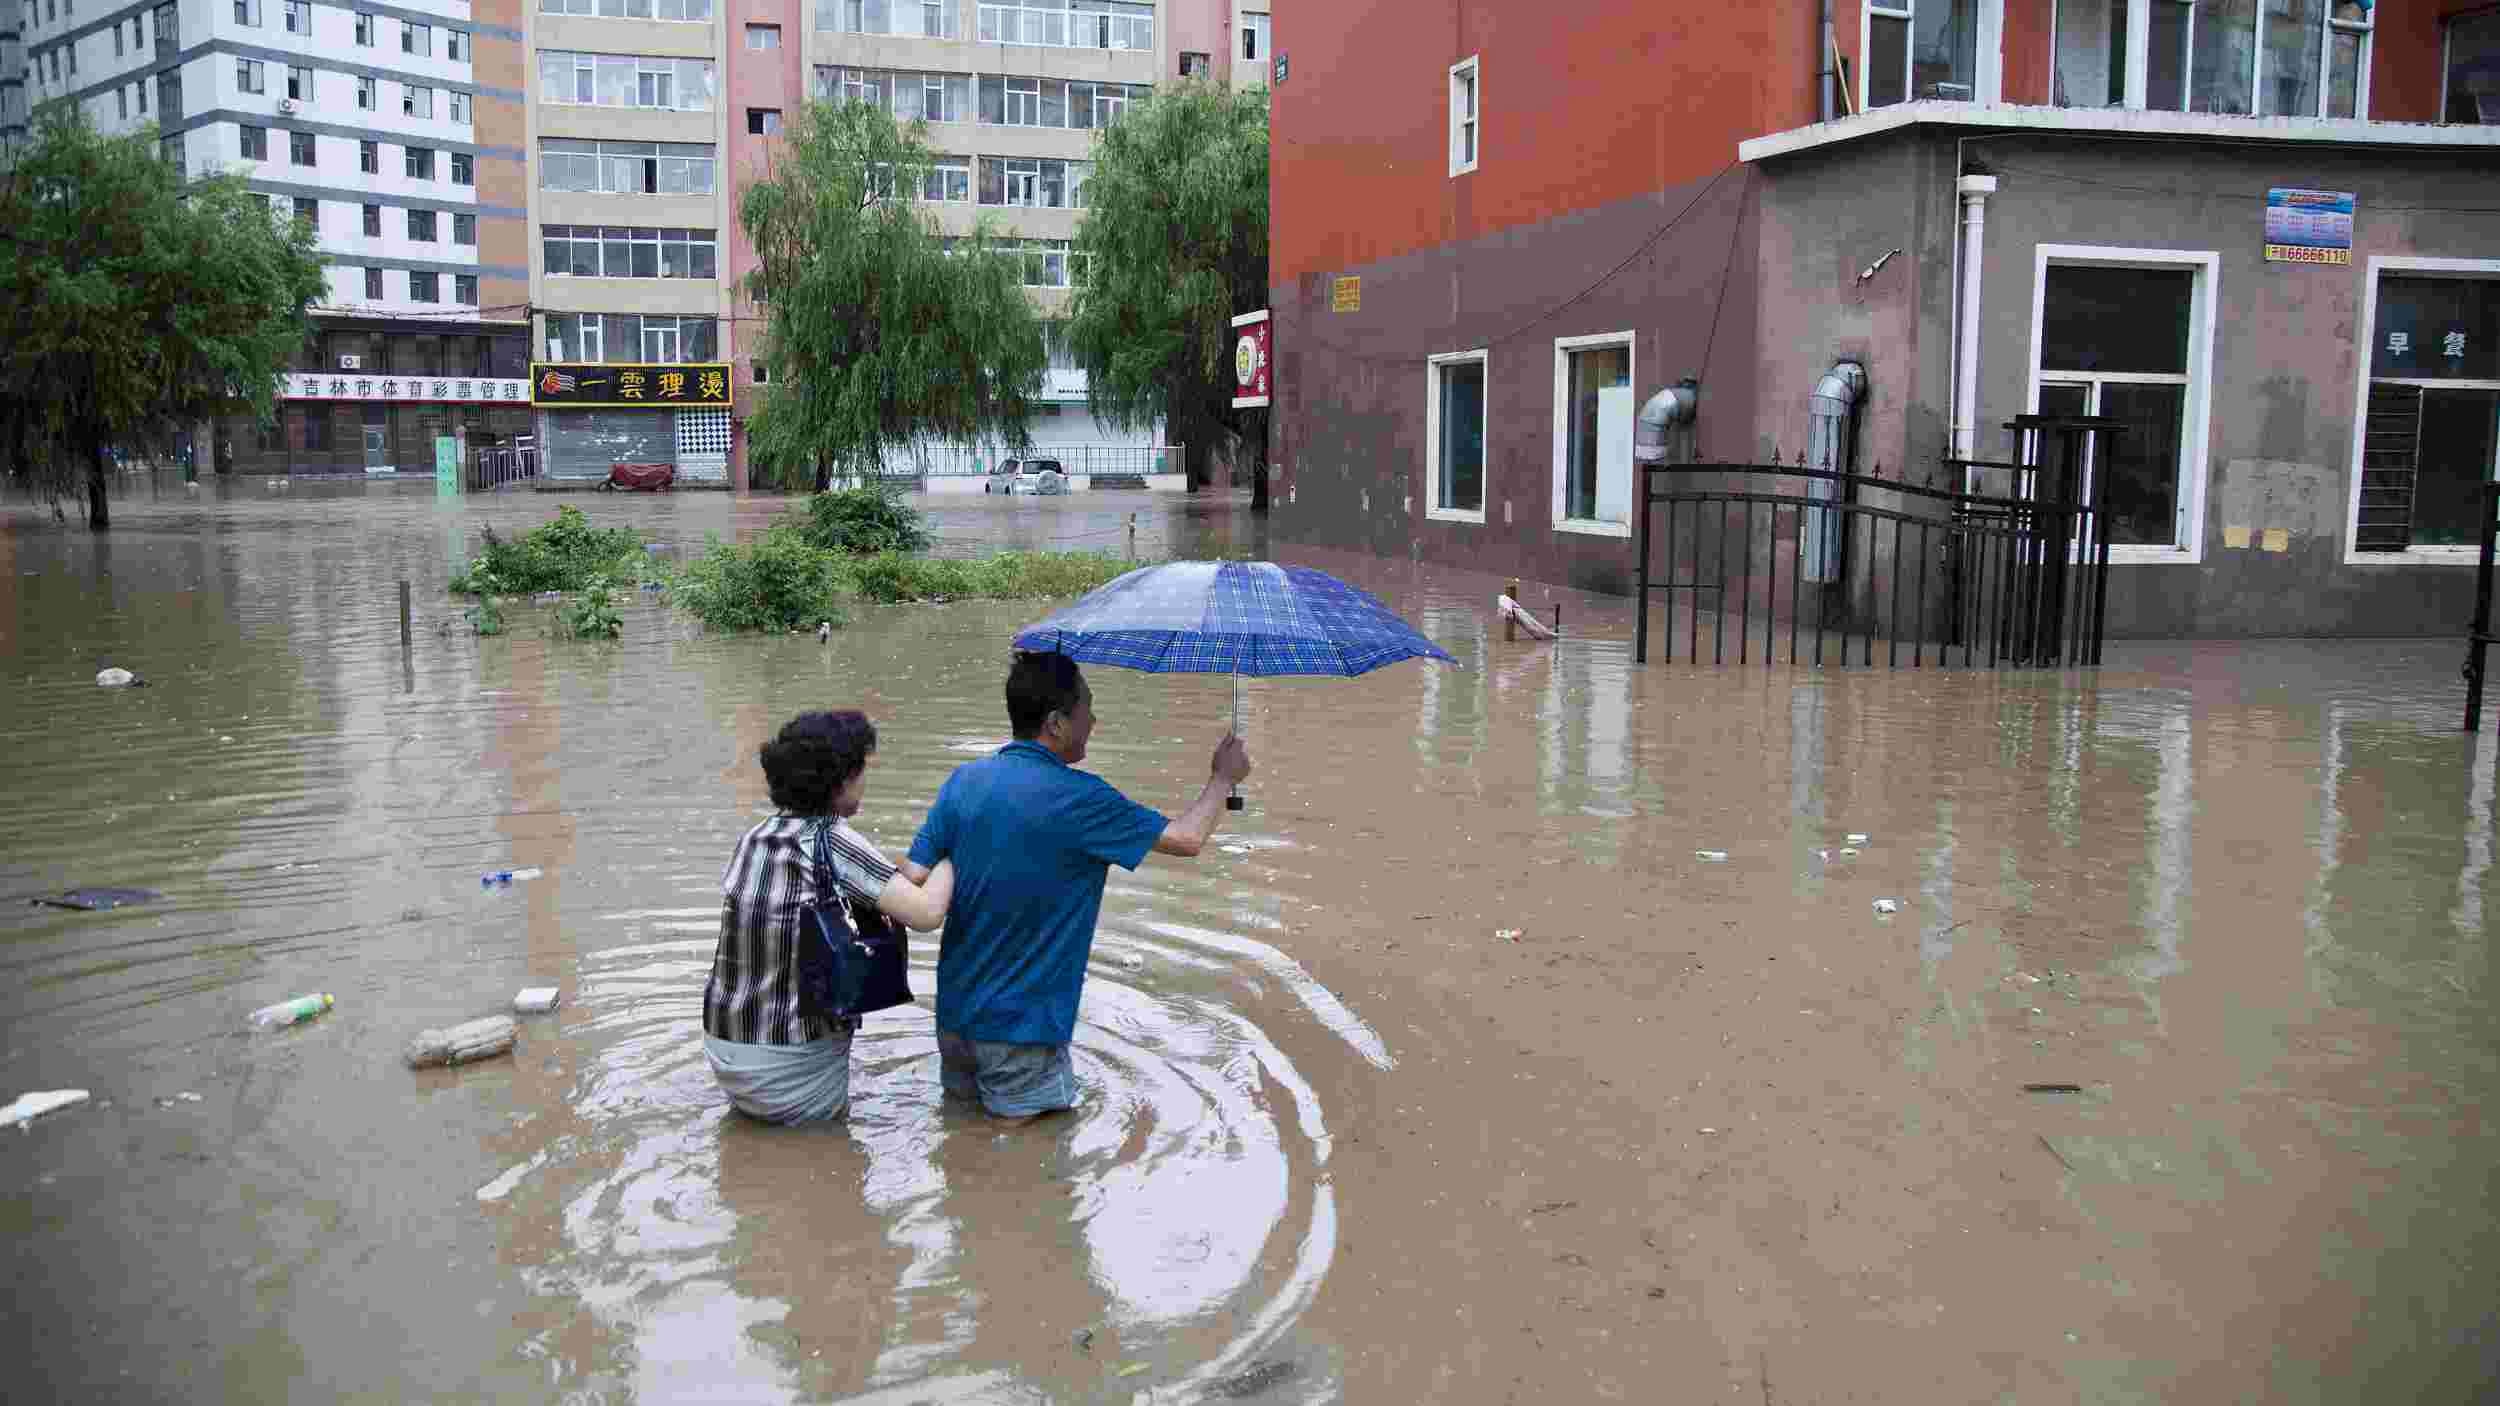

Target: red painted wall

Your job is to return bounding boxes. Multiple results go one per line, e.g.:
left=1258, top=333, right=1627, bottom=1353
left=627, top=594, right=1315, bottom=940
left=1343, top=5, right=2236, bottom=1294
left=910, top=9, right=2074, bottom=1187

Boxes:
left=2374, top=0, right=2487, bottom=123
left=1271, top=1, right=1819, bottom=283
left=2002, top=0, right=2053, bottom=104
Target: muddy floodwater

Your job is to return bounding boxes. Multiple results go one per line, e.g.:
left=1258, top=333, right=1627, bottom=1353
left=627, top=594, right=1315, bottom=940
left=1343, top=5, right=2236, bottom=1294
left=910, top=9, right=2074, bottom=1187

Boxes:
left=4, top=479, right=2496, bottom=1403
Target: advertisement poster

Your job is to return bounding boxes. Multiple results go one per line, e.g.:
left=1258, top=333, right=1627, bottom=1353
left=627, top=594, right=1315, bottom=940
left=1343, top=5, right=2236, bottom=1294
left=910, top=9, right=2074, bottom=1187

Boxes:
left=1231, top=310, right=1271, bottom=409
left=530, top=362, right=732, bottom=409
left=2263, top=188, right=2355, bottom=265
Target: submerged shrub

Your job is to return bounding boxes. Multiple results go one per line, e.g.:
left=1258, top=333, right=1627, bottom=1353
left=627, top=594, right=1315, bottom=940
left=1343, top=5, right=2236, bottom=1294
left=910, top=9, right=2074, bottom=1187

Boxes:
left=557, top=577, right=624, bottom=639
left=452, top=506, right=647, bottom=595
left=674, top=526, right=850, bottom=634
left=788, top=485, right=933, bottom=556
left=836, top=550, right=1130, bottom=603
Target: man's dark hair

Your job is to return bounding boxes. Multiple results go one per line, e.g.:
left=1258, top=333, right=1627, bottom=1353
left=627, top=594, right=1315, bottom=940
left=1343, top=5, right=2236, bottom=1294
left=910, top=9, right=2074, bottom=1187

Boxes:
left=1006, top=651, right=1085, bottom=740
left=760, top=710, right=877, bottom=814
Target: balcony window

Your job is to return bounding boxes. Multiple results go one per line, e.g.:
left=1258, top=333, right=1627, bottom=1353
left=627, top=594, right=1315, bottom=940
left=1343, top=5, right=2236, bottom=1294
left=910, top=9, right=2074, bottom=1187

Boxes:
left=823, top=0, right=958, bottom=38
left=2055, top=0, right=2369, bottom=116
left=1866, top=0, right=1980, bottom=107
left=2448, top=12, right=2500, bottom=124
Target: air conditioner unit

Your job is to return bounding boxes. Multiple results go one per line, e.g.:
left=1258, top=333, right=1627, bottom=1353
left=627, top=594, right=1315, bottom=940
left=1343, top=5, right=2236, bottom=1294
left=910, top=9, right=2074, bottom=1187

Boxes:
left=276, top=97, right=297, bottom=114
left=337, top=355, right=361, bottom=370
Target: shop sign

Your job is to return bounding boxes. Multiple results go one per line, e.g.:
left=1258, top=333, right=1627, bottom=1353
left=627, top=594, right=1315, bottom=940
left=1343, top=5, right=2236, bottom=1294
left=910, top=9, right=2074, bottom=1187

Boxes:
left=2263, top=188, right=2354, bottom=265
left=1231, top=309, right=1271, bottom=408
left=1330, top=276, right=1361, bottom=312
left=531, top=362, right=732, bottom=409
left=286, top=374, right=531, bottom=402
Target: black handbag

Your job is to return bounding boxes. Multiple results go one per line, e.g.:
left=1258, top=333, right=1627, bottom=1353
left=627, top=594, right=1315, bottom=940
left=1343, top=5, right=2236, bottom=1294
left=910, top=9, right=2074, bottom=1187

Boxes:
left=795, top=821, right=916, bottom=1025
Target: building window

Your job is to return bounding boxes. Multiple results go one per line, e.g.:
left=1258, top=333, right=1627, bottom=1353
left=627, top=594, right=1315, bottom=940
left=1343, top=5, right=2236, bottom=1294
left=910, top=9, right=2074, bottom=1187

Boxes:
left=925, top=157, right=970, bottom=202
left=289, top=129, right=315, bottom=165
left=234, top=0, right=259, bottom=25
left=362, top=202, right=380, bottom=235
left=752, top=362, right=771, bottom=384
left=304, top=409, right=331, bottom=450
left=240, top=124, right=268, bottom=159
left=541, top=0, right=714, bottom=18
left=536, top=51, right=717, bottom=112
left=749, top=106, right=781, bottom=134
left=539, top=139, right=717, bottom=194
left=1178, top=50, right=1210, bottom=78
left=1242, top=12, right=1269, bottom=64
left=293, top=195, right=318, bottom=228
left=447, top=28, right=467, bottom=61
left=449, top=91, right=469, bottom=123
left=834, top=0, right=960, bottom=40
left=287, top=66, right=311, bottom=102
left=2053, top=0, right=2367, bottom=116
left=403, top=20, right=429, bottom=56
left=355, top=12, right=373, bottom=45
left=405, top=145, right=433, bottom=178
left=456, top=274, right=478, bottom=306
left=2029, top=247, right=2218, bottom=559
left=237, top=57, right=264, bottom=93
left=407, top=208, right=437, bottom=240
left=137, top=78, right=148, bottom=112
left=1448, top=57, right=1478, bottom=176
left=356, top=75, right=376, bottom=109
left=359, top=139, right=378, bottom=172
left=746, top=23, right=780, bottom=48
left=2351, top=264, right=2500, bottom=556
left=113, top=23, right=123, bottom=55
left=542, top=225, right=719, bottom=279
left=117, top=87, right=128, bottom=118
left=1866, top=0, right=1982, bottom=107
left=451, top=152, right=474, bottom=185
left=453, top=212, right=476, bottom=245
left=2447, top=12, right=2500, bottom=124
left=410, top=271, right=439, bottom=302
left=1551, top=332, right=1635, bottom=533
left=404, top=84, right=432, bottom=118
left=283, top=0, right=308, bottom=33
left=1426, top=349, right=1488, bottom=522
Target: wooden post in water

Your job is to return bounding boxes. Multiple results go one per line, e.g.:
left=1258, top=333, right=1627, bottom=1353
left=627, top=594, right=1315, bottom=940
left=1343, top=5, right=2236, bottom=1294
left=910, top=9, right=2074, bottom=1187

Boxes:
left=1552, top=601, right=1562, bottom=636
left=1505, top=578, right=1520, bottom=642
left=1128, top=512, right=1137, bottom=562
left=398, top=580, right=412, bottom=650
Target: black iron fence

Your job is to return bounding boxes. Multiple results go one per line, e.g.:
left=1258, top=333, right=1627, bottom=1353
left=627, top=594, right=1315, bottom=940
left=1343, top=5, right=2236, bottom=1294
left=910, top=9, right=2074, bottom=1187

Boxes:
left=1635, top=462, right=2113, bottom=669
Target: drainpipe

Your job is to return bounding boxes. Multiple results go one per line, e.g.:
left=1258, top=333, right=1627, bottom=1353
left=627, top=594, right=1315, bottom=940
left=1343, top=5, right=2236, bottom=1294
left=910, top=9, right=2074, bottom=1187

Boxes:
left=1820, top=0, right=1836, bottom=122
left=1950, top=174, right=1997, bottom=466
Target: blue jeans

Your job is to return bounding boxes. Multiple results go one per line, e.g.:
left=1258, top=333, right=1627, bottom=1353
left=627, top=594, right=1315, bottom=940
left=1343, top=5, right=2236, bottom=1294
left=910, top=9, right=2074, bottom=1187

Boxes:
left=937, top=1029, right=1077, bottom=1118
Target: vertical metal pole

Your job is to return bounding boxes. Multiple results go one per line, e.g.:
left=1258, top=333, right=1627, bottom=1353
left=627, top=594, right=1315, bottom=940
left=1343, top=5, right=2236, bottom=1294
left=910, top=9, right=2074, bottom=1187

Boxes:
left=1688, top=507, right=1702, bottom=666
left=1663, top=500, right=1678, bottom=663
left=1860, top=512, right=1874, bottom=667
left=1552, top=602, right=1562, bottom=636
left=1790, top=502, right=1803, bottom=666
left=1227, top=672, right=1245, bottom=810
left=2467, top=482, right=2499, bottom=732
left=2089, top=431, right=2116, bottom=666
left=1739, top=500, right=1754, bottom=664
left=1712, top=501, right=1728, bottom=665
left=1914, top=520, right=1931, bottom=668
left=399, top=580, right=412, bottom=651
left=1888, top=517, right=1903, bottom=667
left=1813, top=502, right=1828, bottom=667
left=1636, top=471, right=1652, bottom=664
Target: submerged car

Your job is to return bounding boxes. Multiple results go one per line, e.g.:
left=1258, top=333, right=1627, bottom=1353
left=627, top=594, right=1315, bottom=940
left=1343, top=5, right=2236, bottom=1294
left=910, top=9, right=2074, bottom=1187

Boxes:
left=985, top=457, right=1068, bottom=494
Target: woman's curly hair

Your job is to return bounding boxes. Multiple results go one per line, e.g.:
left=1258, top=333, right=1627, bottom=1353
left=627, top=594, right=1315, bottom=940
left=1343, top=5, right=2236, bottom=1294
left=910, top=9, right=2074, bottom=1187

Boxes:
left=760, top=710, right=877, bottom=815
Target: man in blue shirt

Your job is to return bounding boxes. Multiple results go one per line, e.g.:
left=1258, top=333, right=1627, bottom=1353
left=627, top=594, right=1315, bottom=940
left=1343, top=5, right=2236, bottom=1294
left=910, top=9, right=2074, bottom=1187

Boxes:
left=903, top=650, right=1253, bottom=1119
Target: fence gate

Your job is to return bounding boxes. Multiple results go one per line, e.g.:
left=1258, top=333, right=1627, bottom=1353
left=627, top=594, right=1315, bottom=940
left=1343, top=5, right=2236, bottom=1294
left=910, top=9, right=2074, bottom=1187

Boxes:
left=1635, top=417, right=2123, bottom=669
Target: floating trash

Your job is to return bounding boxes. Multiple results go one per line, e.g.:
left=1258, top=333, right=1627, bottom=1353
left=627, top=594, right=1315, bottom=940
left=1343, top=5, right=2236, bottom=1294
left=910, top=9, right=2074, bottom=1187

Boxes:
left=1872, top=898, right=1901, bottom=915
left=482, top=867, right=543, bottom=888
left=1694, top=850, right=1729, bottom=862
left=31, top=887, right=164, bottom=911
left=95, top=667, right=144, bottom=688
left=512, top=987, right=562, bottom=1014
left=1846, top=832, right=1871, bottom=844
left=2, top=1089, right=90, bottom=1129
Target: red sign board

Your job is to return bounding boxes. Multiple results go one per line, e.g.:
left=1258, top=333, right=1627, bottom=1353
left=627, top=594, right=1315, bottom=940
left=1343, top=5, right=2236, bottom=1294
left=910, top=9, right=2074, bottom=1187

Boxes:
left=1231, top=310, right=1271, bottom=409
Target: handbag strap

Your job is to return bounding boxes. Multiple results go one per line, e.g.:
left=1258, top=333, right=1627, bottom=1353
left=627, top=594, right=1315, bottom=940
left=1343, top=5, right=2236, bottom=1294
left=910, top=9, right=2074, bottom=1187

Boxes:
left=809, top=817, right=837, bottom=909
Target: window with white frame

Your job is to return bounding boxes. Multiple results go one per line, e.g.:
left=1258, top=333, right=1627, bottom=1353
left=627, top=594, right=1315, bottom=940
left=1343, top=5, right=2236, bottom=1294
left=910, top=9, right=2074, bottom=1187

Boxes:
left=359, top=139, right=378, bottom=172
left=747, top=23, right=781, bottom=48
left=828, top=0, right=961, bottom=39
left=362, top=202, right=380, bottom=234
left=237, top=57, right=264, bottom=93
left=356, top=75, right=376, bottom=109
left=2448, top=12, right=2500, bottom=124
left=2351, top=263, right=2500, bottom=556
left=1242, top=12, right=1270, bottom=65
left=447, top=28, right=467, bottom=61
left=287, top=65, right=311, bottom=102
left=2052, top=0, right=2369, bottom=117
left=452, top=151, right=474, bottom=184
left=1426, top=350, right=1488, bottom=521
left=354, top=11, right=373, bottom=44
left=541, top=0, right=714, bottom=17
left=404, top=83, right=432, bottom=118
left=449, top=91, right=469, bottom=123
left=240, top=124, right=268, bottom=158
left=410, top=271, right=439, bottom=302
left=2028, top=248, right=2218, bottom=558
left=1552, top=332, right=1634, bottom=532
left=1449, top=57, right=1478, bottom=176
left=234, top=0, right=259, bottom=25
left=537, top=52, right=717, bottom=111
left=405, top=144, right=434, bottom=178
left=402, top=20, right=429, bottom=56
left=456, top=275, right=478, bottom=306
left=925, top=156, right=970, bottom=202
left=1865, top=0, right=1985, bottom=106
left=539, top=138, right=718, bottom=194
left=282, top=0, right=307, bottom=33
left=542, top=225, right=719, bottom=279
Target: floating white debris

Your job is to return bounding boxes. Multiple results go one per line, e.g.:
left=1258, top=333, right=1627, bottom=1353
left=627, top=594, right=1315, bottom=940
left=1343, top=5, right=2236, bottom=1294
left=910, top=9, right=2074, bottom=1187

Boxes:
left=512, top=987, right=561, bottom=1014
left=1872, top=898, right=1901, bottom=915
left=3, top=1089, right=91, bottom=1129
left=1694, top=850, right=1729, bottom=862
left=1846, top=833, right=1871, bottom=844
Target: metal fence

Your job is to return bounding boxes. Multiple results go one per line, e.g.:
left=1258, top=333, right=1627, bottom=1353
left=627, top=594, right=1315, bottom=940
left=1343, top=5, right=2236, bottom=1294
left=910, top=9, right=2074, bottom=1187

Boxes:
left=907, top=444, right=1180, bottom=478
left=1636, top=461, right=2114, bottom=669
left=468, top=442, right=539, bottom=492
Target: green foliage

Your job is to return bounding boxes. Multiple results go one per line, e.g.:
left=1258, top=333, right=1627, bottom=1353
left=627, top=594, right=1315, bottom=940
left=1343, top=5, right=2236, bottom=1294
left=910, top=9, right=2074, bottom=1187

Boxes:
left=557, top=578, right=624, bottom=640
left=451, top=506, right=647, bottom=595
left=673, top=526, right=852, bottom=634
left=0, top=111, right=330, bottom=528
left=465, top=595, right=508, bottom=637
left=740, top=100, right=1047, bottom=491
left=1064, top=82, right=1269, bottom=491
left=786, top=483, right=934, bottom=555
left=836, top=550, right=1132, bottom=603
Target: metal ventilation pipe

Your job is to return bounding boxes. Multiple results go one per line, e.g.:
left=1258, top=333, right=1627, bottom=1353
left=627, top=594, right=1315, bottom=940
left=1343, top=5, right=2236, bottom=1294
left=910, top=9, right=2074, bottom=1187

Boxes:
left=1820, top=0, right=1837, bottom=121
left=1803, top=361, right=1865, bottom=582
left=1633, top=378, right=1700, bottom=464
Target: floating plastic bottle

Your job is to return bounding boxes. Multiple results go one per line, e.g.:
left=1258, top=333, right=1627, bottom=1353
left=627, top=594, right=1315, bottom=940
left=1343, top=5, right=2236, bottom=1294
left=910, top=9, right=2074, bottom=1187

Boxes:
left=247, top=993, right=334, bottom=1030
left=481, top=867, right=543, bottom=889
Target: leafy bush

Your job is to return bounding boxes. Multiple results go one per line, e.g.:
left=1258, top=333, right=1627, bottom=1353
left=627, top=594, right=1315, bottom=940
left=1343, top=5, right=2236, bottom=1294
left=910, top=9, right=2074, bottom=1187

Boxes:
left=452, top=506, right=647, bottom=595
left=558, top=578, right=624, bottom=639
left=673, top=526, right=851, bottom=634
left=835, top=550, right=1131, bottom=603
left=466, top=597, right=507, bottom=636
left=787, top=484, right=933, bottom=556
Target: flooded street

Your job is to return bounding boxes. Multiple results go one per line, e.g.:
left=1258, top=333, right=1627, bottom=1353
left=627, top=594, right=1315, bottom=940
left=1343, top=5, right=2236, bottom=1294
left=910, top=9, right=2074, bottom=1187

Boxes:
left=4, top=479, right=2495, bottom=1403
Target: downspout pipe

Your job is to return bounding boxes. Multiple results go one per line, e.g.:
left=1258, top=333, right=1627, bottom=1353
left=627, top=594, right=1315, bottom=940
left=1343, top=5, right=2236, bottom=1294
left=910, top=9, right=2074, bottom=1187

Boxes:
left=1820, top=0, right=1836, bottom=122
left=1950, top=174, right=1998, bottom=467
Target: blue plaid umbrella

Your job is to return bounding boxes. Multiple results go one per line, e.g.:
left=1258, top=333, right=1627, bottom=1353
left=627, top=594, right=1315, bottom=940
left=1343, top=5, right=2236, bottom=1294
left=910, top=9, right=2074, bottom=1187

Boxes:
left=1013, top=560, right=1455, bottom=807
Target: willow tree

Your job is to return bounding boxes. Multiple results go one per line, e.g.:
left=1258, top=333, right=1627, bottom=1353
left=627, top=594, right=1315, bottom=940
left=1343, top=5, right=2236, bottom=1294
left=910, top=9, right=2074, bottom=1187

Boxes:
left=0, top=112, right=327, bottom=529
left=1063, top=80, right=1269, bottom=502
left=740, top=99, right=1046, bottom=492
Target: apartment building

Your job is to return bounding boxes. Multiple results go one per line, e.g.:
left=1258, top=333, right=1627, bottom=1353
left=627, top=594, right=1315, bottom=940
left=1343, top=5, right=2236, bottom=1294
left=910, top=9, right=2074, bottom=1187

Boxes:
left=22, top=0, right=532, bottom=472
left=1269, top=0, right=2500, bottom=639
left=2, top=0, right=27, bottom=151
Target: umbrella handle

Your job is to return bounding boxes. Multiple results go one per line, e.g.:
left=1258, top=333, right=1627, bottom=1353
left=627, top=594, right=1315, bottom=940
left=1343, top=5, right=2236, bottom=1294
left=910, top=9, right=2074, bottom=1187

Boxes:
left=1227, top=673, right=1245, bottom=811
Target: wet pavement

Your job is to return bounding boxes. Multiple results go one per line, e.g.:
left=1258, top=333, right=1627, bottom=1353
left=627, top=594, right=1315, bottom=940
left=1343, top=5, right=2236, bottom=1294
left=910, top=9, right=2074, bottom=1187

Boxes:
left=2, top=476, right=2495, bottom=1402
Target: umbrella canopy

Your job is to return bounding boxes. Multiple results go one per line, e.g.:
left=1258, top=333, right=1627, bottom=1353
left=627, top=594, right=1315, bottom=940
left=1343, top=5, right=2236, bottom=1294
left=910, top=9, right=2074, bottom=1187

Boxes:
left=1012, top=560, right=1454, bottom=677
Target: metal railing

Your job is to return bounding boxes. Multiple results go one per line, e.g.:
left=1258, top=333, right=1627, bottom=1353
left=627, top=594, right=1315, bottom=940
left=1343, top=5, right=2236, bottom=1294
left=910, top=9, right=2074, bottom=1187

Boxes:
left=1636, top=461, right=2114, bottom=670
left=906, top=443, right=1179, bottom=478
left=469, top=443, right=539, bottom=492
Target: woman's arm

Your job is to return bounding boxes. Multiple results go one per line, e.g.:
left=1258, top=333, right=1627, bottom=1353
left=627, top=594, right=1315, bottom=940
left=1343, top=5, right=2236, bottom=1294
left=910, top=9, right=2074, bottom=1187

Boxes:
left=878, top=857, right=953, bottom=932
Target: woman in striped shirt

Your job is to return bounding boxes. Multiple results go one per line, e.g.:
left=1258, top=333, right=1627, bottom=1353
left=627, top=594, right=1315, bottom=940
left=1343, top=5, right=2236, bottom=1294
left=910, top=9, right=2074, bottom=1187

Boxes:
left=703, top=710, right=955, bottom=1124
